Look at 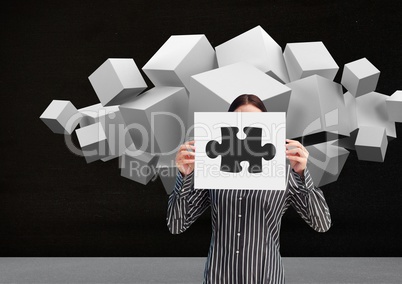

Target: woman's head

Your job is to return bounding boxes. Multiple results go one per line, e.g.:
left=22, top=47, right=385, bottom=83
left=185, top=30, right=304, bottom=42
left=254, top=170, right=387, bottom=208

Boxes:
left=228, top=94, right=267, bottom=112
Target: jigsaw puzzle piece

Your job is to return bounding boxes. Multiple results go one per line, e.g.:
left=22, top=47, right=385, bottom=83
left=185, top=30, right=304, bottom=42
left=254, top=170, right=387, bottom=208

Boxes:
left=206, top=126, right=277, bottom=174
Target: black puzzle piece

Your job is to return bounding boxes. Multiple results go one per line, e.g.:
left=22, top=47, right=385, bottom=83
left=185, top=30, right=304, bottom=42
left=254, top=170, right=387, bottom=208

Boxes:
left=205, top=126, right=276, bottom=173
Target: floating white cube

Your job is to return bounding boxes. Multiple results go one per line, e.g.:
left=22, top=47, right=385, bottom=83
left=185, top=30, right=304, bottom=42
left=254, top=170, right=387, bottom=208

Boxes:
left=341, top=58, right=380, bottom=98
left=188, top=62, right=291, bottom=137
left=40, top=100, right=82, bottom=134
left=355, top=125, right=388, bottom=162
left=75, top=122, right=111, bottom=163
left=88, top=58, right=147, bottom=106
left=120, top=143, right=159, bottom=185
left=215, top=25, right=289, bottom=83
left=306, top=141, right=349, bottom=187
left=386, top=90, right=402, bottom=122
left=284, top=41, right=339, bottom=82
left=79, top=103, right=133, bottom=161
left=286, top=75, right=350, bottom=140
left=143, top=35, right=217, bottom=92
left=119, top=87, right=188, bottom=168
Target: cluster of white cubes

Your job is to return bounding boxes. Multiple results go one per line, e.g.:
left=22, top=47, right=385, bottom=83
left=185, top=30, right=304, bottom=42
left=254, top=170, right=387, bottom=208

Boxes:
left=340, top=57, right=397, bottom=162
left=41, top=25, right=401, bottom=193
left=78, top=103, right=133, bottom=162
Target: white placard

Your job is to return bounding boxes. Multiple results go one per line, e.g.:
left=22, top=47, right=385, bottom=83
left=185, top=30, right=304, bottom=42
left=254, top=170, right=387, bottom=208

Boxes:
left=194, top=112, right=286, bottom=190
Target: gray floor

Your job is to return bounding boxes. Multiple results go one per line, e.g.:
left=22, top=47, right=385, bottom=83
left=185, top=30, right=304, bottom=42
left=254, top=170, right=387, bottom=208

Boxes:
left=0, top=258, right=400, bottom=283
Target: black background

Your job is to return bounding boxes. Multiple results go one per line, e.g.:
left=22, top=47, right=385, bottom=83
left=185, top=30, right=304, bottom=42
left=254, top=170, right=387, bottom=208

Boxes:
left=1, top=0, right=402, bottom=256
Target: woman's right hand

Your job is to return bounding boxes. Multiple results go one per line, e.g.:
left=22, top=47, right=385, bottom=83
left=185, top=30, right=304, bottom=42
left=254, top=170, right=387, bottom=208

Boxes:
left=176, top=140, right=195, bottom=177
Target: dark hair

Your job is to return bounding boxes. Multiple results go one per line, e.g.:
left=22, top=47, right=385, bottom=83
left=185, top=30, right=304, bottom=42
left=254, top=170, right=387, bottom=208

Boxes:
left=228, top=94, right=267, bottom=112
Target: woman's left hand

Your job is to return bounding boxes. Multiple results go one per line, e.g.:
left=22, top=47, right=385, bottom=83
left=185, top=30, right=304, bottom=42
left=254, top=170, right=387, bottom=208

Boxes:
left=285, top=139, right=309, bottom=178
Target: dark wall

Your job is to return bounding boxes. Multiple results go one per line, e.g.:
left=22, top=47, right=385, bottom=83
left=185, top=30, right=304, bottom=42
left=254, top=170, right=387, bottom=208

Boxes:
left=1, top=0, right=402, bottom=256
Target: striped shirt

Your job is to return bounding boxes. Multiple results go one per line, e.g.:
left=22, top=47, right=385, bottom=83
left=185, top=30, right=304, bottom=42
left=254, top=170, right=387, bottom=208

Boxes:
left=166, top=163, right=331, bottom=284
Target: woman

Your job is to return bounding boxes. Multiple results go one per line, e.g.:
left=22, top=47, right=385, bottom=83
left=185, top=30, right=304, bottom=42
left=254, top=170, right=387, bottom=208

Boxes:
left=167, top=94, right=331, bottom=284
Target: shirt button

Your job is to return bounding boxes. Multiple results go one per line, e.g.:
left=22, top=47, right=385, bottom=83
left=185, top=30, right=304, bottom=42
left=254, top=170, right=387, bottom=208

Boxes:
left=238, top=214, right=241, bottom=218
left=239, top=197, right=242, bottom=200
left=236, top=250, right=239, bottom=254
left=237, top=233, right=241, bottom=236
